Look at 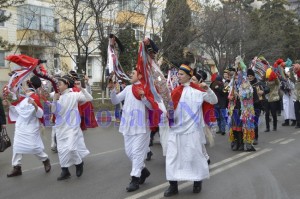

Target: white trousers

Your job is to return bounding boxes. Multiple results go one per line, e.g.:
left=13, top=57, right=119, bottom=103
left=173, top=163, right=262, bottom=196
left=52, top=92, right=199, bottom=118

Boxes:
left=51, top=128, right=56, bottom=148
left=124, top=133, right=150, bottom=177
left=12, top=152, right=48, bottom=166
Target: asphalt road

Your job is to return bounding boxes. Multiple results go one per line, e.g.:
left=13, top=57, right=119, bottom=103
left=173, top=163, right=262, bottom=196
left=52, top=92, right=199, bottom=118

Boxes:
left=0, top=115, right=300, bottom=199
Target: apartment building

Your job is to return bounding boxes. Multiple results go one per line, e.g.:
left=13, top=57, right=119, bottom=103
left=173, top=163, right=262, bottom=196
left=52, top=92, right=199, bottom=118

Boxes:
left=0, top=0, right=58, bottom=85
left=0, top=0, right=201, bottom=85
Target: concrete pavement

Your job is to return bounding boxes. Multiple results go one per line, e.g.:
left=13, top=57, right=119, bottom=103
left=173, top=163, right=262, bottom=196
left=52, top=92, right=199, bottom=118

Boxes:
left=0, top=116, right=300, bottom=199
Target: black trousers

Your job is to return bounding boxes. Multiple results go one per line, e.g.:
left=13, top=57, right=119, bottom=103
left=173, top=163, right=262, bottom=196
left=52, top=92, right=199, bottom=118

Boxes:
left=254, top=109, right=261, bottom=139
left=265, top=101, right=279, bottom=130
left=295, top=101, right=300, bottom=126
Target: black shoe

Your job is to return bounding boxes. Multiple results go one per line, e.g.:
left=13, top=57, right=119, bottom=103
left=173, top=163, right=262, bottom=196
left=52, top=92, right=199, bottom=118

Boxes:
left=43, top=158, right=51, bottom=173
left=164, top=184, right=178, bottom=197
left=273, top=128, right=277, bottom=131
left=221, top=132, right=225, bottom=135
left=146, top=151, right=153, bottom=161
left=7, top=166, right=22, bottom=177
left=207, top=159, right=211, bottom=165
left=139, top=167, right=151, bottom=184
left=264, top=129, right=270, bottom=132
left=253, top=139, right=258, bottom=145
left=282, top=120, right=289, bottom=126
left=291, top=120, right=296, bottom=126
left=231, top=141, right=238, bottom=151
left=126, top=176, right=140, bottom=192
left=57, top=168, right=71, bottom=181
left=193, top=181, right=202, bottom=193
left=75, top=161, right=84, bottom=177
left=149, top=138, right=153, bottom=146
left=245, top=143, right=256, bottom=152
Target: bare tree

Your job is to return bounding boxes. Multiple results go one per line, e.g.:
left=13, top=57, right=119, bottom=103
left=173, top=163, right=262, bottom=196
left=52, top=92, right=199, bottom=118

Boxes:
left=52, top=0, right=100, bottom=74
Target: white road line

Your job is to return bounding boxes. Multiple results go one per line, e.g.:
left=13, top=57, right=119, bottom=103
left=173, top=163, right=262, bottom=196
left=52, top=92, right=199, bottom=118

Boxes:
left=209, top=147, right=261, bottom=169
left=269, top=138, right=286, bottom=144
left=279, top=138, right=295, bottom=145
left=22, top=148, right=124, bottom=173
left=292, top=131, right=300, bottom=135
left=125, top=148, right=272, bottom=199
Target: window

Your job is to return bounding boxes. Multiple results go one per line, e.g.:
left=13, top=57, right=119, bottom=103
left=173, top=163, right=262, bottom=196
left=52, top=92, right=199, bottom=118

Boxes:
left=79, top=23, right=89, bottom=36
left=54, top=19, right=59, bottom=33
left=135, top=29, right=143, bottom=41
left=17, top=5, right=54, bottom=32
left=54, top=54, right=60, bottom=69
left=87, top=57, right=93, bottom=78
left=0, top=52, right=5, bottom=67
left=0, top=10, right=5, bottom=27
left=118, top=0, right=144, bottom=13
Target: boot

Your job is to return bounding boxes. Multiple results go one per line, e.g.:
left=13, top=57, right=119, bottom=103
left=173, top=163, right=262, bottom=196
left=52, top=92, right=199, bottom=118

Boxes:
left=231, top=131, right=239, bottom=151
left=253, top=138, right=258, bottom=145
left=291, top=120, right=296, bottom=126
left=75, top=161, right=84, bottom=177
left=146, top=151, right=153, bottom=161
left=57, top=167, right=71, bottom=181
left=193, top=181, right=202, bottom=193
left=43, top=158, right=51, bottom=173
left=7, top=166, right=22, bottom=177
left=282, top=119, right=289, bottom=126
left=139, top=167, right=151, bottom=184
left=126, top=176, right=140, bottom=192
left=231, top=141, right=238, bottom=151
left=164, top=181, right=178, bottom=197
left=207, top=159, right=211, bottom=165
left=264, top=128, right=270, bottom=132
left=149, top=131, right=155, bottom=146
left=237, top=132, right=244, bottom=151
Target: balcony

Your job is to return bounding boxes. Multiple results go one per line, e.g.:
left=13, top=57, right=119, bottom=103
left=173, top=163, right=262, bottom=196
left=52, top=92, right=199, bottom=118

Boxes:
left=16, top=29, right=56, bottom=47
left=116, top=10, right=145, bottom=26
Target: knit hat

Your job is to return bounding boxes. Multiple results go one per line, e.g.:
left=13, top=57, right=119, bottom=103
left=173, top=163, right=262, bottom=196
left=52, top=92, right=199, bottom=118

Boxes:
left=247, top=68, right=255, bottom=77
left=59, top=75, right=75, bottom=88
left=27, top=75, right=41, bottom=89
left=179, top=64, right=193, bottom=76
left=194, top=69, right=207, bottom=81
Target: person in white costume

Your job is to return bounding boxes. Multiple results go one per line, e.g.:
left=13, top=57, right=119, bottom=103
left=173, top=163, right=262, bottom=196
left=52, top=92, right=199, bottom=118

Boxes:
left=51, top=75, right=91, bottom=181
left=4, top=76, right=51, bottom=177
left=164, top=64, right=218, bottom=197
left=281, top=68, right=296, bottom=126
left=108, top=69, right=155, bottom=192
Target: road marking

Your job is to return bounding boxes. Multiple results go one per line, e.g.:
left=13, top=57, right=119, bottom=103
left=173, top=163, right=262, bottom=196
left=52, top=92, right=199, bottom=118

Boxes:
left=22, top=147, right=124, bottom=173
left=125, top=148, right=272, bottom=199
left=292, top=131, right=300, bottom=135
left=209, top=147, right=261, bottom=169
left=269, top=138, right=285, bottom=144
left=279, top=138, right=295, bottom=145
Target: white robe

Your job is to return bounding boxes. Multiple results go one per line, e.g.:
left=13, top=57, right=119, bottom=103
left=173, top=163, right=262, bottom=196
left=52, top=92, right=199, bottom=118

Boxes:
left=9, top=97, right=45, bottom=154
left=110, top=84, right=152, bottom=177
left=283, top=93, right=296, bottom=120
left=166, top=85, right=217, bottom=181
left=52, top=89, right=91, bottom=167
left=157, top=101, right=169, bottom=156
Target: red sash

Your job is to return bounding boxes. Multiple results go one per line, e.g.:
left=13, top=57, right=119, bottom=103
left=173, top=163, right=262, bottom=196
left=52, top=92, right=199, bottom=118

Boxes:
left=171, top=82, right=216, bottom=125
left=132, top=84, right=162, bottom=131
left=72, top=87, right=98, bottom=130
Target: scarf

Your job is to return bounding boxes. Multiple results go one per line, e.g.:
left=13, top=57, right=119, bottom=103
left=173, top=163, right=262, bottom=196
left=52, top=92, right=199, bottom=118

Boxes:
left=171, top=82, right=216, bottom=125
left=8, top=93, right=44, bottom=124
left=132, top=83, right=162, bottom=132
